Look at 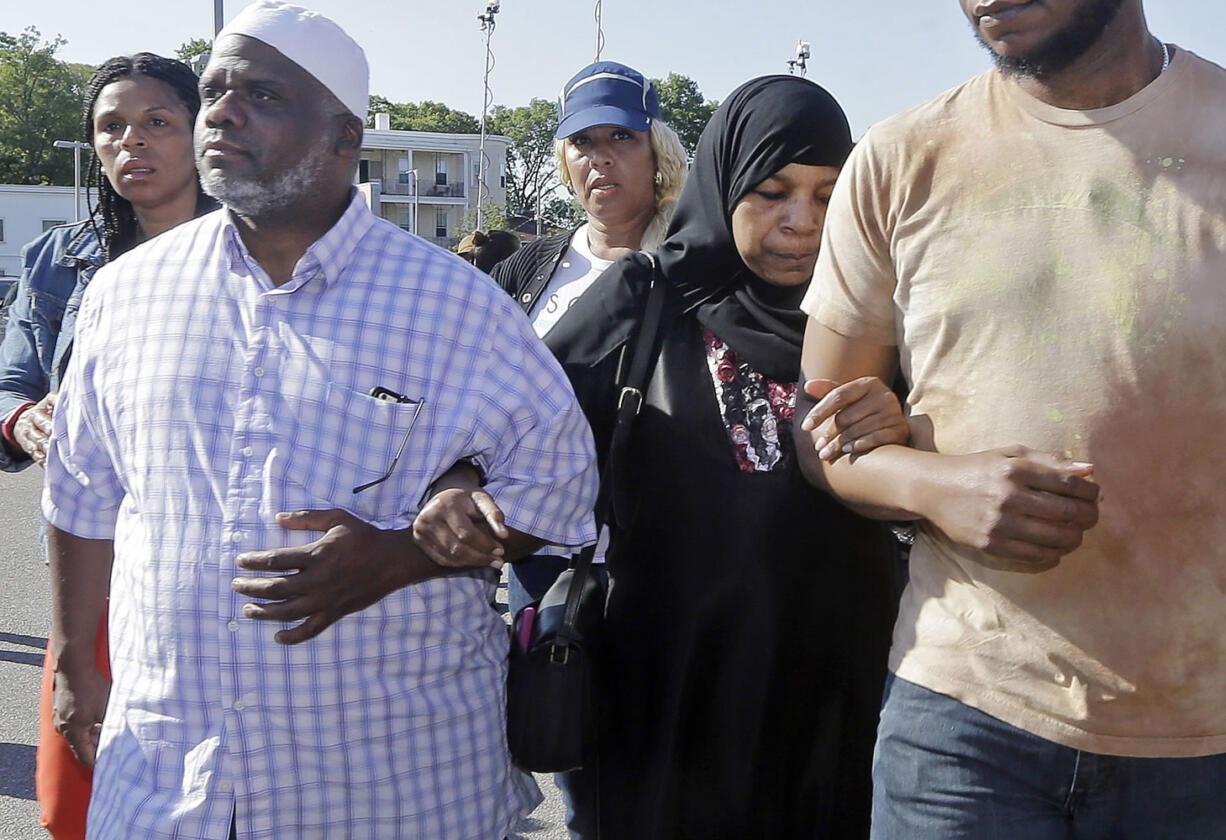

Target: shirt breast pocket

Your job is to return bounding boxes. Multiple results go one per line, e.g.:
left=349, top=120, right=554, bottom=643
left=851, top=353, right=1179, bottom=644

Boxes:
left=282, top=384, right=430, bottom=527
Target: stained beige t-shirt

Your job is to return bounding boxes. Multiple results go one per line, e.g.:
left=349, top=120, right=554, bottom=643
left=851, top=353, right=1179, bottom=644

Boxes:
left=803, top=49, right=1226, bottom=757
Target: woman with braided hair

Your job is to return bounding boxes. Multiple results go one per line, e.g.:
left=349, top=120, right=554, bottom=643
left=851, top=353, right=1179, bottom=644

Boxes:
left=0, top=52, right=215, bottom=839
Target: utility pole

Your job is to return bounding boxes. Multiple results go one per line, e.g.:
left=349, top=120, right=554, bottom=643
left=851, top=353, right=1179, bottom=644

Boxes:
left=476, top=1, right=500, bottom=231
left=594, top=0, right=604, bottom=61
left=214, top=0, right=225, bottom=35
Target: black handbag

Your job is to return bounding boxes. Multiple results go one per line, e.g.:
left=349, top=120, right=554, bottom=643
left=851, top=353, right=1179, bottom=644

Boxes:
left=505, top=541, right=604, bottom=772
left=505, top=260, right=668, bottom=773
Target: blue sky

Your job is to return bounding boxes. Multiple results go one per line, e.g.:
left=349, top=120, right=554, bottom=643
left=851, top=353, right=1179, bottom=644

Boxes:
left=6, top=1, right=1225, bottom=137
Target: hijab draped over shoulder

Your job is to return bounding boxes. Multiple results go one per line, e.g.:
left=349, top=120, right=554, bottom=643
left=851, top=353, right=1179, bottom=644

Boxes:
left=549, top=74, right=853, bottom=381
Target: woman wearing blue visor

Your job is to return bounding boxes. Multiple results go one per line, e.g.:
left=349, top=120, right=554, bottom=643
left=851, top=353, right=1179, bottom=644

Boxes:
left=490, top=61, right=688, bottom=637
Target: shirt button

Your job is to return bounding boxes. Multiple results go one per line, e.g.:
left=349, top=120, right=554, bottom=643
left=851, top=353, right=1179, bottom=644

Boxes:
left=217, top=780, right=233, bottom=794
left=240, top=446, right=254, bottom=458
left=233, top=699, right=245, bottom=711
left=561, top=262, right=571, bottom=269
left=227, top=620, right=240, bottom=632
left=230, top=531, right=244, bottom=544
left=253, top=366, right=265, bottom=377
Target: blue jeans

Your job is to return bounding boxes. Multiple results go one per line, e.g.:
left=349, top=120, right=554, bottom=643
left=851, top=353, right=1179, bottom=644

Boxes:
left=507, top=554, right=572, bottom=615
left=872, top=675, right=1226, bottom=839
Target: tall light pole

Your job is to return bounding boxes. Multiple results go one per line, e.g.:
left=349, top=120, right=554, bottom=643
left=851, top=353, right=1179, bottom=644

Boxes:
left=53, top=140, right=89, bottom=222
left=476, top=1, right=500, bottom=231
left=214, top=0, right=225, bottom=35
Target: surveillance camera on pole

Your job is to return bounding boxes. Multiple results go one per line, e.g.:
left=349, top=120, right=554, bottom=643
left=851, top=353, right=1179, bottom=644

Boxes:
left=787, top=40, right=811, bottom=77
left=476, top=1, right=501, bottom=231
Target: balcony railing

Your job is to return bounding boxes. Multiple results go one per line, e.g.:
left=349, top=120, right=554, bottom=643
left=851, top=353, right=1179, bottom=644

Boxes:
left=378, top=175, right=412, bottom=196
left=366, top=172, right=468, bottom=199
left=422, top=183, right=466, bottom=198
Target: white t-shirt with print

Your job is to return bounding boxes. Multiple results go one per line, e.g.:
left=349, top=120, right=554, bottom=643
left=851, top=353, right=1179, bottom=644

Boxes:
left=530, top=223, right=614, bottom=338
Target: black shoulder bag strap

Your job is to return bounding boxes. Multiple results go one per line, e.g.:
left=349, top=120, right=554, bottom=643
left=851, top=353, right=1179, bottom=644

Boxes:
left=554, top=257, right=668, bottom=649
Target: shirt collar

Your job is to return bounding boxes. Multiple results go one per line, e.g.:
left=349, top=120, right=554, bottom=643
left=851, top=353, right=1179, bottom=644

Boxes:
left=221, top=189, right=375, bottom=291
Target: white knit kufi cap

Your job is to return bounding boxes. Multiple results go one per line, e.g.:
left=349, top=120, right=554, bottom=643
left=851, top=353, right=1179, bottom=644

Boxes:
left=216, top=0, right=369, bottom=123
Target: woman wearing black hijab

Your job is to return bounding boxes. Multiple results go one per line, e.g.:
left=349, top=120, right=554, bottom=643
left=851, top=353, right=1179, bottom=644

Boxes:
left=415, top=75, right=906, bottom=838
left=542, top=75, right=907, bottom=838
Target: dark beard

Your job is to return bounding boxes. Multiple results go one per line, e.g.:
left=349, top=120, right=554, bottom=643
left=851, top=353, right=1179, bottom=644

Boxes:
left=974, top=0, right=1126, bottom=78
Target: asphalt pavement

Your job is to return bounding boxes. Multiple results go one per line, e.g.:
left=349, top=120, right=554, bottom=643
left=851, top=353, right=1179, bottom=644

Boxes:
left=0, top=466, right=567, bottom=839
left=0, top=467, right=50, bottom=840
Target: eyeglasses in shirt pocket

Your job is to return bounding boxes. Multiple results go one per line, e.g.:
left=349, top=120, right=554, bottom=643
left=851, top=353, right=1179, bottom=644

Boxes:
left=281, top=383, right=428, bottom=527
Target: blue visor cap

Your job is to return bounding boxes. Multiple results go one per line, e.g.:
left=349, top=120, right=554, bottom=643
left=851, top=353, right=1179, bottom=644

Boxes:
left=556, top=61, right=661, bottom=139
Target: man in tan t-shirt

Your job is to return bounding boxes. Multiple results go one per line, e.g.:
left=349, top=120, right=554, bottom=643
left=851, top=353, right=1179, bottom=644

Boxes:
left=795, top=1, right=1226, bottom=837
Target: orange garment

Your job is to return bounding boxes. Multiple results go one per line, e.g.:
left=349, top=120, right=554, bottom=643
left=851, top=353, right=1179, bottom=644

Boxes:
left=36, top=614, right=109, bottom=840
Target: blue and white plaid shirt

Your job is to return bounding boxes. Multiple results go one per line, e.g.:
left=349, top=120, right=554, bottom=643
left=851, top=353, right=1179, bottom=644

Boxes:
left=43, top=191, right=598, bottom=840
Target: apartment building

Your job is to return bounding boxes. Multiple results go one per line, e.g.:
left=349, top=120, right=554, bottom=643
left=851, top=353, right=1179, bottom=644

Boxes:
left=359, top=113, right=510, bottom=248
left=0, top=118, right=510, bottom=275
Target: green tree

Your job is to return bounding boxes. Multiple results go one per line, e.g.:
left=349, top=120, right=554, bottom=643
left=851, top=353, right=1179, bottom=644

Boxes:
left=367, top=95, right=479, bottom=133
left=0, top=28, right=92, bottom=186
left=455, top=201, right=509, bottom=242
left=653, top=72, right=718, bottom=158
left=543, top=195, right=585, bottom=230
left=487, top=98, right=559, bottom=221
left=175, top=38, right=212, bottom=63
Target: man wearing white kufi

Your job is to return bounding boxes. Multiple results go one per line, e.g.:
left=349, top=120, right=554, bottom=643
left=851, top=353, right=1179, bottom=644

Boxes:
left=44, top=3, right=598, bottom=838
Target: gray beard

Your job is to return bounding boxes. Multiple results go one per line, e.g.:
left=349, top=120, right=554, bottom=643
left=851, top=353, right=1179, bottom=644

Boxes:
left=198, top=135, right=332, bottom=218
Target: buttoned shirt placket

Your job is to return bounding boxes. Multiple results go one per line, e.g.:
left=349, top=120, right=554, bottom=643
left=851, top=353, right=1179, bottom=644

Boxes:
left=214, top=230, right=326, bottom=826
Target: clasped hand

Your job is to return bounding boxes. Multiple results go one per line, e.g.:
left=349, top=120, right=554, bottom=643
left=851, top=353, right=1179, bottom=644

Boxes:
left=232, top=508, right=490, bottom=645
left=798, top=376, right=910, bottom=461
left=926, top=445, right=1101, bottom=568
left=13, top=392, right=57, bottom=465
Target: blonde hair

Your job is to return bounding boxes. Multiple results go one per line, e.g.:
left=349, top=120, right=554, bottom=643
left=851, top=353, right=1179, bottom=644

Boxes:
left=556, top=119, right=687, bottom=252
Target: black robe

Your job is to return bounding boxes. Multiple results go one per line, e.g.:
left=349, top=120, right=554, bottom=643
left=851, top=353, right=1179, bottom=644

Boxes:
left=534, top=75, right=904, bottom=838
left=549, top=259, right=900, bottom=838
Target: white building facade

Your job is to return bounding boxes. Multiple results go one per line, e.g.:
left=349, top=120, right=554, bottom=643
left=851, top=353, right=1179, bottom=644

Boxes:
left=0, top=121, right=510, bottom=276
left=0, top=185, right=89, bottom=277
left=359, top=115, right=510, bottom=249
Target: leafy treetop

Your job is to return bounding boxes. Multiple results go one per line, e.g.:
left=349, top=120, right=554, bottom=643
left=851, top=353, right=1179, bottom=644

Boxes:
left=367, top=96, right=480, bottom=134
left=652, top=72, right=718, bottom=158
left=0, top=28, right=92, bottom=186
left=175, top=38, right=212, bottom=63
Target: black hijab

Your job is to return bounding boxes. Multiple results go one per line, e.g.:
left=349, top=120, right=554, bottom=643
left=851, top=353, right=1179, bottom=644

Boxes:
left=544, top=75, right=853, bottom=379
left=662, top=74, right=854, bottom=381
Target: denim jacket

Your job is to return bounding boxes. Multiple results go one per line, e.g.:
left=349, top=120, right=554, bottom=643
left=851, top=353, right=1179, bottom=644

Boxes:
left=0, top=221, right=102, bottom=471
